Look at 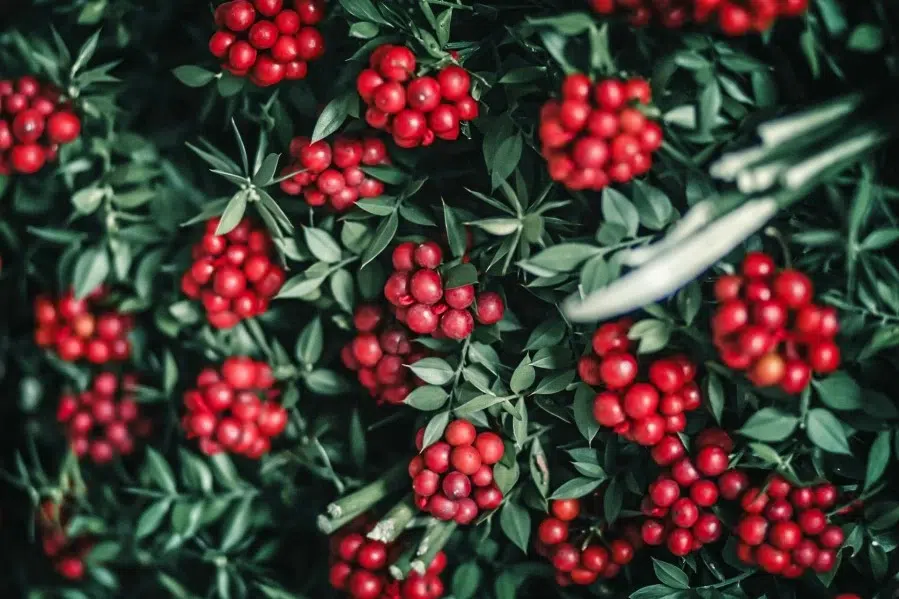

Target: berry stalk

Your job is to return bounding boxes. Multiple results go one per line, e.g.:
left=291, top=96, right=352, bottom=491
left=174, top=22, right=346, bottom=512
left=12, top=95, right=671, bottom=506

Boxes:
left=366, top=495, right=417, bottom=544
left=318, top=463, right=408, bottom=535
left=408, top=520, right=457, bottom=576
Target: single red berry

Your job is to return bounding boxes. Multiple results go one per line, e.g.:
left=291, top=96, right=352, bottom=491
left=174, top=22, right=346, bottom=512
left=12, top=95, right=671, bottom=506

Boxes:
left=423, top=441, right=451, bottom=473
left=690, top=480, right=719, bottom=507
left=649, top=478, right=680, bottom=508
left=538, top=517, right=569, bottom=545
left=756, top=544, right=788, bottom=574
left=693, top=513, right=722, bottom=544
left=819, top=524, right=844, bottom=549
left=444, top=420, right=476, bottom=447
left=347, top=570, right=383, bottom=599
left=671, top=458, right=701, bottom=488
left=651, top=435, right=685, bottom=466
left=773, top=270, right=813, bottom=309
left=641, top=519, right=665, bottom=546
left=666, top=528, right=693, bottom=557
left=718, top=469, right=749, bottom=500
left=406, top=304, right=439, bottom=335
left=792, top=538, right=819, bottom=567
left=593, top=392, right=625, bottom=427
left=738, top=515, right=769, bottom=546
left=623, top=383, right=659, bottom=420
left=631, top=414, right=666, bottom=446
left=594, top=79, right=625, bottom=111
left=474, top=432, right=504, bottom=465
left=450, top=445, right=482, bottom=475
left=551, top=499, right=581, bottom=522
left=696, top=446, right=729, bottom=477
left=798, top=508, right=827, bottom=536
left=599, top=353, right=637, bottom=389
left=475, top=292, right=504, bottom=325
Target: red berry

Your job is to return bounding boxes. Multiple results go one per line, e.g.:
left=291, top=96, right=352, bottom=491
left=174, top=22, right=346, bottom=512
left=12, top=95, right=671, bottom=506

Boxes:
left=765, top=499, right=794, bottom=522
left=552, top=543, right=580, bottom=572
left=10, top=143, right=46, bottom=173
left=819, top=524, right=844, bottom=549
left=442, top=471, right=472, bottom=499
left=561, top=74, right=591, bottom=101
left=741, top=487, right=769, bottom=513
left=798, top=508, right=827, bottom=536
left=693, top=513, right=722, bottom=544
left=690, top=480, right=719, bottom=507
left=551, top=499, right=581, bottom=522
left=437, top=66, right=470, bottom=101
left=808, top=340, right=840, bottom=373
left=756, top=544, right=788, bottom=574
left=347, top=570, right=383, bottom=599
left=406, top=304, right=439, bottom=334
left=412, top=470, right=440, bottom=496
left=642, top=519, right=665, bottom=546
left=696, top=446, right=729, bottom=477
left=623, top=383, right=659, bottom=420
left=812, top=549, right=836, bottom=573
left=474, top=432, right=504, bottom=465
left=651, top=435, right=685, bottom=466
left=473, top=484, right=503, bottom=510
left=671, top=458, right=701, bottom=488
left=356, top=541, right=387, bottom=570
left=594, top=79, right=625, bottom=111
left=593, top=392, right=625, bottom=427
left=631, top=414, right=665, bottom=446
left=222, top=357, right=259, bottom=389
left=475, top=292, right=504, bottom=325
left=599, top=353, right=637, bottom=389
left=670, top=498, right=699, bottom=528
left=738, top=515, right=769, bottom=546
left=538, top=517, right=569, bottom=545
left=423, top=442, right=451, bottom=473
left=773, top=270, right=813, bottom=309
left=377, top=46, right=416, bottom=82
left=666, top=528, right=693, bottom=557
left=445, top=420, right=476, bottom=446
left=649, top=478, right=680, bottom=508
left=450, top=445, right=482, bottom=475
left=792, top=538, right=819, bottom=567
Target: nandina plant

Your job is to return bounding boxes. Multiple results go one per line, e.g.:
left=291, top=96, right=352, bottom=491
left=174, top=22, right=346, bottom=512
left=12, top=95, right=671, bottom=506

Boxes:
left=1, top=2, right=898, bottom=599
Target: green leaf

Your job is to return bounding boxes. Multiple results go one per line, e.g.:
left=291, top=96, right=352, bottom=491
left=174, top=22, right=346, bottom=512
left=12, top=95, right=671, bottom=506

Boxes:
left=172, top=65, right=215, bottom=87
left=408, top=358, right=454, bottom=386
left=215, top=192, right=248, bottom=236
left=144, top=447, right=177, bottom=493
left=72, top=186, right=106, bottom=214
left=527, top=12, right=592, bottom=35
left=337, top=0, right=389, bottom=25
left=303, top=227, right=342, bottom=263
left=444, top=263, right=478, bottom=289
left=631, top=585, right=688, bottom=599
left=847, top=24, right=884, bottom=52
left=361, top=212, right=398, bottom=268
left=135, top=499, right=172, bottom=538
left=443, top=202, right=467, bottom=258
left=653, top=558, right=690, bottom=590
left=311, top=91, right=357, bottom=142
left=603, top=476, right=622, bottom=523
left=499, top=66, right=546, bottom=84
left=349, top=21, right=379, bottom=39
left=676, top=281, right=701, bottom=325
left=252, top=153, right=281, bottom=186
left=633, top=182, right=674, bottom=231
left=573, top=383, right=600, bottom=443
left=549, top=477, right=603, bottom=500
left=72, top=29, right=101, bottom=75
left=864, top=430, right=891, bottom=490
left=422, top=410, right=450, bottom=450
left=277, top=274, right=327, bottom=299
left=330, top=269, right=355, bottom=313
left=360, top=165, right=406, bottom=185
left=499, top=502, right=531, bottom=553
left=296, top=318, right=324, bottom=365
left=305, top=369, right=352, bottom=395
left=813, top=372, right=863, bottom=411
left=705, top=372, right=724, bottom=424
left=602, top=188, right=639, bottom=237
left=738, top=408, right=799, bottom=442
left=180, top=450, right=213, bottom=493
left=529, top=438, right=551, bottom=499
left=628, top=319, right=673, bottom=354
left=404, top=386, right=448, bottom=411
left=490, top=134, right=523, bottom=189
left=526, top=243, right=601, bottom=272
left=806, top=408, right=851, bottom=454
left=698, top=81, right=722, bottom=133
left=350, top=409, right=366, bottom=468
left=868, top=501, right=899, bottom=531
left=220, top=498, right=254, bottom=551
left=73, top=245, right=110, bottom=300
left=455, top=394, right=511, bottom=417
left=451, top=562, right=482, bottom=599
left=532, top=370, right=575, bottom=395
left=524, top=318, right=566, bottom=351
left=510, top=359, right=536, bottom=394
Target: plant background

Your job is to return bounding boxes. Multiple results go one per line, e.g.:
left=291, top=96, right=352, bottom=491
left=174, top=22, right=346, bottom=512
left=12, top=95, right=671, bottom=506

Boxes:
left=2, top=1, right=899, bottom=599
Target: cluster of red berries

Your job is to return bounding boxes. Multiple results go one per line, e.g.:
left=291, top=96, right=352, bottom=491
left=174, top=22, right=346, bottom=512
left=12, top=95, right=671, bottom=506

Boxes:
left=408, top=420, right=506, bottom=524
left=587, top=0, right=808, bottom=36
left=0, top=75, right=81, bottom=175
left=535, top=498, right=638, bottom=586
left=209, top=0, right=325, bottom=86
left=639, top=429, right=737, bottom=556
left=356, top=45, right=479, bottom=148
left=735, top=476, right=845, bottom=577
left=181, top=357, right=286, bottom=458
left=539, top=74, right=662, bottom=191
left=329, top=517, right=447, bottom=599
left=578, top=319, right=701, bottom=448
left=57, top=372, right=151, bottom=465
left=341, top=304, right=431, bottom=406
left=33, top=290, right=133, bottom=363
left=384, top=241, right=505, bottom=340
left=37, top=499, right=94, bottom=580
left=279, top=134, right=390, bottom=211
left=181, top=217, right=285, bottom=329
left=712, top=252, right=840, bottom=394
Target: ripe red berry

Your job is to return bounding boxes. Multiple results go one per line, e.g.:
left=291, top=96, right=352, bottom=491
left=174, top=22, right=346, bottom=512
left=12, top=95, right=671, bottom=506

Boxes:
left=798, top=508, right=827, bottom=536
left=475, top=292, right=505, bottom=325
left=808, top=340, right=840, bottom=373
left=538, top=517, right=569, bottom=545
left=10, top=143, right=46, bottom=173
left=670, top=498, right=699, bottom=528
left=773, top=270, right=813, bottom=309
left=347, top=570, right=383, bottom=599
left=444, top=420, right=476, bottom=447
left=594, top=79, right=625, bottom=111
left=738, top=515, right=769, bottom=546
left=474, top=432, right=504, bottom=465
left=690, top=480, right=719, bottom=507
left=756, top=544, right=788, bottom=574
left=641, top=519, right=665, bottom=546
left=631, top=414, right=665, bottom=446
left=552, top=543, right=580, bottom=573
left=450, top=445, right=482, bottom=475
left=412, top=470, right=440, bottom=496
left=814, top=484, right=838, bottom=509
left=693, top=513, right=722, bottom=544
left=599, top=353, right=638, bottom=389
left=819, top=524, right=845, bottom=549
left=741, top=487, right=769, bottom=514
left=441, top=471, right=472, bottom=500
left=406, top=304, right=439, bottom=334
left=437, top=66, right=470, bottom=101
left=423, top=441, right=451, bottom=473
left=623, top=383, right=659, bottom=420
left=649, top=478, right=680, bottom=508
left=765, top=499, right=794, bottom=522
left=651, top=435, right=685, bottom=466
left=551, top=499, right=580, bottom=522
left=666, top=528, right=693, bottom=557
left=696, top=446, right=729, bottom=477
left=440, top=309, right=474, bottom=340
left=671, top=458, right=701, bottom=488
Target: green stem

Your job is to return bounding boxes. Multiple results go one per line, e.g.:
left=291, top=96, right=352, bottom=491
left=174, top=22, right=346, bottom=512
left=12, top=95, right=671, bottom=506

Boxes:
left=409, top=520, right=457, bottom=575
left=367, top=495, right=416, bottom=543
left=317, top=463, right=407, bottom=535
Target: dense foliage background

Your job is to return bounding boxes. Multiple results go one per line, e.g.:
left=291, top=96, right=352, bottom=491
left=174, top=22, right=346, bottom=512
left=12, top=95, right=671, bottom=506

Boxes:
left=2, top=1, right=899, bottom=599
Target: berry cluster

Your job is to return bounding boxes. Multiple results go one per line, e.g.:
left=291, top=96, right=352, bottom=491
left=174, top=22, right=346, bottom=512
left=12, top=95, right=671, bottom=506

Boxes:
left=0, top=75, right=81, bottom=175
left=639, top=430, right=736, bottom=556
left=579, top=319, right=701, bottom=448
left=181, top=357, right=286, bottom=458
left=279, top=134, right=390, bottom=211
left=712, top=252, right=840, bottom=393
left=384, top=241, right=505, bottom=339
left=57, top=372, right=151, bottom=465
left=535, top=498, right=637, bottom=586
left=37, top=499, right=94, bottom=580
left=356, top=45, right=479, bottom=148
left=329, top=518, right=447, bottom=599
left=736, top=476, right=845, bottom=577
left=209, top=0, right=325, bottom=86
left=539, top=74, right=662, bottom=191
left=33, top=290, right=133, bottom=363
left=587, top=0, right=809, bottom=36
left=181, top=217, right=285, bottom=329
left=341, top=304, right=431, bottom=406
left=408, top=420, right=506, bottom=524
